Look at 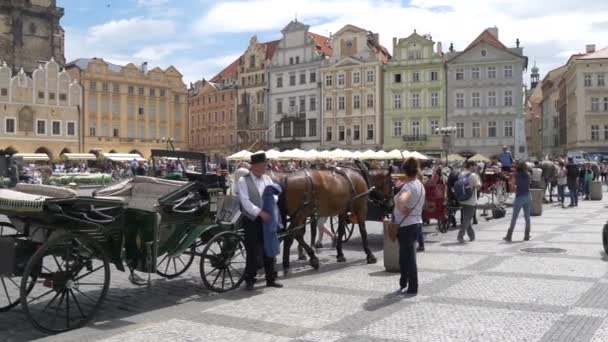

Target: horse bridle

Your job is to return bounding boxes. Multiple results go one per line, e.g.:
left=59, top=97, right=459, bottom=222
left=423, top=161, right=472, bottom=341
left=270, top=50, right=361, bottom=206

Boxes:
left=348, top=161, right=394, bottom=213
left=367, top=169, right=394, bottom=213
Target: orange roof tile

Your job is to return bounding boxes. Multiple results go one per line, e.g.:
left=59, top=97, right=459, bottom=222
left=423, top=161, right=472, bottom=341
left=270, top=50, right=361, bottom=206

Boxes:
left=264, top=40, right=280, bottom=60
left=448, top=28, right=524, bottom=63
left=308, top=32, right=333, bottom=56
left=210, top=56, right=240, bottom=83
left=464, top=28, right=507, bottom=52
left=367, top=39, right=391, bottom=64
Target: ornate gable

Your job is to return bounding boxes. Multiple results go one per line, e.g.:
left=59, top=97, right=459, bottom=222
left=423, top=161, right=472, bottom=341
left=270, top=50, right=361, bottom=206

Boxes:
left=281, top=20, right=309, bottom=34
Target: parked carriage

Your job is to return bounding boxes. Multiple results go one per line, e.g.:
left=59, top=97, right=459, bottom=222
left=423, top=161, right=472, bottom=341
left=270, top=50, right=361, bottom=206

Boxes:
left=0, top=171, right=245, bottom=334
left=479, top=166, right=515, bottom=208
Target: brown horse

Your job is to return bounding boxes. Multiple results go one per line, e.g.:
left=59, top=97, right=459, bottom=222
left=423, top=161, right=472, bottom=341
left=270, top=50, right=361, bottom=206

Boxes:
left=275, top=161, right=393, bottom=271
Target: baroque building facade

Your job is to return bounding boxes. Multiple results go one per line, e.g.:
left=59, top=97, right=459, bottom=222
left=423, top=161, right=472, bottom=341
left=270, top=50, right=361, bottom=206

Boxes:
left=560, top=45, right=608, bottom=153
left=383, top=31, right=444, bottom=157
left=189, top=60, right=238, bottom=159
left=236, top=36, right=278, bottom=151
left=320, top=25, right=389, bottom=150
left=446, top=28, right=528, bottom=159
left=268, top=20, right=331, bottom=150
left=540, top=65, right=565, bottom=157
left=0, top=0, right=65, bottom=74
left=66, top=58, right=187, bottom=159
left=0, top=58, right=82, bottom=159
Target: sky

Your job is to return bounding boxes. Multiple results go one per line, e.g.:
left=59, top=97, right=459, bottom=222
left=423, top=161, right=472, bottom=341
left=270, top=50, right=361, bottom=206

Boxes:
left=58, top=0, right=608, bottom=85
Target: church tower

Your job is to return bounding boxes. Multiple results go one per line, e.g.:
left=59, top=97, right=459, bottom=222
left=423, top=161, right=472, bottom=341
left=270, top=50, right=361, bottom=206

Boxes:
left=0, top=0, right=66, bottom=74
left=530, top=61, right=540, bottom=89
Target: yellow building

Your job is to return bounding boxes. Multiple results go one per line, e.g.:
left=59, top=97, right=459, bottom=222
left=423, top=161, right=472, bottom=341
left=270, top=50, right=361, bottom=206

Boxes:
left=0, top=58, right=82, bottom=159
left=66, top=58, right=187, bottom=158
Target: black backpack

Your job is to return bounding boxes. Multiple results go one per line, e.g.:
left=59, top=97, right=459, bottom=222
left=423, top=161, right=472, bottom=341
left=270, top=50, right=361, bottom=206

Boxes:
left=453, top=173, right=473, bottom=202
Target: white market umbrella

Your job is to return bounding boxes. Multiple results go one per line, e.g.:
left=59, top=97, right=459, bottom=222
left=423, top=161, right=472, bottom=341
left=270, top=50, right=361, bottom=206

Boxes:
left=370, top=150, right=389, bottom=160
left=264, top=149, right=282, bottom=160
left=410, top=151, right=429, bottom=160
left=401, top=150, right=412, bottom=159
left=386, top=149, right=404, bottom=160
left=278, top=149, right=305, bottom=160
left=317, top=150, right=333, bottom=160
left=327, top=149, right=345, bottom=160
left=469, top=154, right=490, bottom=163
left=101, top=153, right=144, bottom=162
left=226, top=150, right=251, bottom=161
left=359, top=149, right=377, bottom=160
left=14, top=153, right=49, bottom=161
left=302, top=149, right=320, bottom=160
left=351, top=150, right=363, bottom=159
left=447, top=154, right=465, bottom=162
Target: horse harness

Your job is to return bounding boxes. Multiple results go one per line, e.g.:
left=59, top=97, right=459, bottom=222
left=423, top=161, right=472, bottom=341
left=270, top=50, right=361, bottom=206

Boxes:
left=280, top=166, right=370, bottom=223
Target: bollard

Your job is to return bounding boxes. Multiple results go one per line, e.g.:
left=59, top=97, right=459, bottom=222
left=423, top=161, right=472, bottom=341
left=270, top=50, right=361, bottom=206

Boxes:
left=383, top=219, right=400, bottom=273
left=591, top=181, right=603, bottom=200
left=530, top=189, right=543, bottom=216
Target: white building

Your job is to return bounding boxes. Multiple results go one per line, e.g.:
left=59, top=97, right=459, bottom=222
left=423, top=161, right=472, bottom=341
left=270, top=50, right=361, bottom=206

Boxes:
left=446, top=27, right=528, bottom=159
left=267, top=20, right=332, bottom=150
left=561, top=45, right=608, bottom=153
left=320, top=24, right=389, bottom=150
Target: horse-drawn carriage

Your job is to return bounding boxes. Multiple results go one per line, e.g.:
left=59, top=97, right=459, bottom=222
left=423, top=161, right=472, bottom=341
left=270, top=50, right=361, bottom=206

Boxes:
left=479, top=166, right=514, bottom=209
left=0, top=172, right=245, bottom=334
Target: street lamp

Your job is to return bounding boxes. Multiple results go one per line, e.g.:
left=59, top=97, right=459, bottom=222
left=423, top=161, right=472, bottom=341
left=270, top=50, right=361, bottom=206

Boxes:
left=161, top=136, right=174, bottom=150
left=436, top=126, right=457, bottom=165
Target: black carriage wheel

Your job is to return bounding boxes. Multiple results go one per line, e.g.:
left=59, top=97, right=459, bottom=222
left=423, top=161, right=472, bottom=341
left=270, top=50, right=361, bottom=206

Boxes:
left=156, top=246, right=195, bottom=279
left=0, top=222, right=36, bottom=312
left=603, top=224, right=608, bottom=255
left=20, top=232, right=111, bottom=334
left=200, top=231, right=246, bottom=293
left=330, top=216, right=355, bottom=243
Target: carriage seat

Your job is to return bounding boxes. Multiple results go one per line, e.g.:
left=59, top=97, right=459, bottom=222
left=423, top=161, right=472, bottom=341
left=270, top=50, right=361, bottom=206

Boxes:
left=14, top=183, right=77, bottom=199
left=214, top=194, right=242, bottom=227
left=94, top=176, right=187, bottom=212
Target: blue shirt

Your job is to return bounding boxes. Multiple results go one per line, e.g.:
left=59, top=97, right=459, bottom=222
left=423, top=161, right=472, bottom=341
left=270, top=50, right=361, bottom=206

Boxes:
left=515, top=172, right=530, bottom=197
left=499, top=151, right=513, bottom=167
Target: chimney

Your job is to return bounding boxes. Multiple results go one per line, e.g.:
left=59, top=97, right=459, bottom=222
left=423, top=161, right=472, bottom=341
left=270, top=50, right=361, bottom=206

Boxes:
left=393, top=37, right=397, bottom=56
left=141, top=61, right=148, bottom=74
left=516, top=38, right=520, bottom=48
left=449, top=43, right=454, bottom=53
left=487, top=26, right=498, bottom=39
left=437, top=41, right=443, bottom=54
left=373, top=33, right=379, bottom=45
left=586, top=44, right=596, bottom=53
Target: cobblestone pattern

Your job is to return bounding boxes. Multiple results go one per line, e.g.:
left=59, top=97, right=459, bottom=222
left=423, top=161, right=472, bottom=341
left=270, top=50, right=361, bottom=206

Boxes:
left=1, top=193, right=608, bottom=341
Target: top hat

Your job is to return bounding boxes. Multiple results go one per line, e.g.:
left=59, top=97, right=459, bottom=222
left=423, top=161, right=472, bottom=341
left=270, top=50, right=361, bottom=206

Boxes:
left=250, top=152, right=267, bottom=165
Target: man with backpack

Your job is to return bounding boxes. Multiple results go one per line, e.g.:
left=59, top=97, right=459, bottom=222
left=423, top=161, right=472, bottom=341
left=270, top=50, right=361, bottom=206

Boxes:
left=454, top=160, right=482, bottom=243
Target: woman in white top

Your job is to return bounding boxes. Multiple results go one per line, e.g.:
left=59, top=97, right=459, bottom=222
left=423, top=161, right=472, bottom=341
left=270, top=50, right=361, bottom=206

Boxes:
left=393, top=157, right=425, bottom=295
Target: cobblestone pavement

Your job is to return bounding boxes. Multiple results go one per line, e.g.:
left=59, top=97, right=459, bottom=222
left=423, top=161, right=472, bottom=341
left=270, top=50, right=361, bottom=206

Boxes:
left=2, top=192, right=608, bottom=342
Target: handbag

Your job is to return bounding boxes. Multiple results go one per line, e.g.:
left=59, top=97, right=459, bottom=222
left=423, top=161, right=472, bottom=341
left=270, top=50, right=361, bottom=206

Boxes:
left=388, top=183, right=425, bottom=242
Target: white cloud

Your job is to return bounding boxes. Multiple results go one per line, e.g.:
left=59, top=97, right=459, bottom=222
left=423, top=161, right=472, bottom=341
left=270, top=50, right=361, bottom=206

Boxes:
left=136, top=0, right=171, bottom=6
left=194, top=0, right=608, bottom=75
left=88, top=17, right=177, bottom=46
left=133, top=43, right=189, bottom=61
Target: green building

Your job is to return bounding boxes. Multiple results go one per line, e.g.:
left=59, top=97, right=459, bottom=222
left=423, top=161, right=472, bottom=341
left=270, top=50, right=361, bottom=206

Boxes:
left=383, top=31, right=445, bottom=158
